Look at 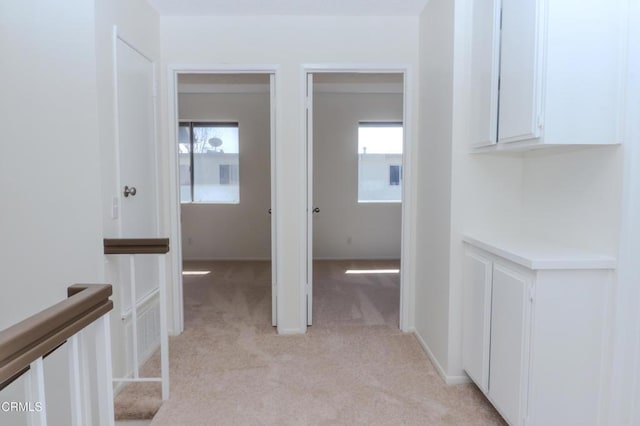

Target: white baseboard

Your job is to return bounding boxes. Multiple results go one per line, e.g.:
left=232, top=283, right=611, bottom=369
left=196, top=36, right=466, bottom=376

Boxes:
left=182, top=257, right=271, bottom=262
left=413, top=330, right=471, bottom=385
left=312, top=256, right=401, bottom=261
left=277, top=326, right=306, bottom=335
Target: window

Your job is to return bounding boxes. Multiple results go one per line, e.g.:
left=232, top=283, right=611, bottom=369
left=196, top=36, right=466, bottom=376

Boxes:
left=389, top=165, right=402, bottom=186
left=219, top=164, right=239, bottom=185
left=357, top=122, right=403, bottom=202
left=178, top=122, right=240, bottom=203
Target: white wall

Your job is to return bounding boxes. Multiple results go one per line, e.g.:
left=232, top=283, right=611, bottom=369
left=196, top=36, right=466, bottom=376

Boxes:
left=313, top=92, right=402, bottom=259
left=609, top=2, right=640, bottom=421
left=178, top=92, right=272, bottom=260
left=159, top=15, right=419, bottom=333
left=0, top=0, right=103, bottom=338
left=521, top=147, right=622, bottom=254
left=414, top=0, right=456, bottom=377
left=0, top=1, right=104, bottom=424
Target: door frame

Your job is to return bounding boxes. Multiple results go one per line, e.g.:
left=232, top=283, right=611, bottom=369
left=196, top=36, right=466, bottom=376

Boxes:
left=300, top=64, right=416, bottom=331
left=166, top=64, right=281, bottom=334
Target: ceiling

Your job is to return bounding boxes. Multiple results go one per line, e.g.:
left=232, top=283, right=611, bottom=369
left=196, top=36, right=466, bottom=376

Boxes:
left=148, top=0, right=429, bottom=16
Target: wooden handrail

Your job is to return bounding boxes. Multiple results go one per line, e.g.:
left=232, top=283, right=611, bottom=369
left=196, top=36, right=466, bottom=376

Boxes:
left=0, top=284, right=113, bottom=388
left=103, top=238, right=169, bottom=254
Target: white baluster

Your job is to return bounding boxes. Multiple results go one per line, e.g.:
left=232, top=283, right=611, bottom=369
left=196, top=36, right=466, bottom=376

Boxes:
left=95, top=315, right=115, bottom=426
left=159, top=254, right=169, bottom=400
left=25, top=357, right=47, bottom=426
left=68, top=335, right=84, bottom=426
left=129, top=254, right=139, bottom=378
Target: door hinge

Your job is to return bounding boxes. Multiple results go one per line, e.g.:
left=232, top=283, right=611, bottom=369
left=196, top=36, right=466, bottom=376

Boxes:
left=537, top=114, right=543, bottom=129
left=305, top=97, right=311, bottom=110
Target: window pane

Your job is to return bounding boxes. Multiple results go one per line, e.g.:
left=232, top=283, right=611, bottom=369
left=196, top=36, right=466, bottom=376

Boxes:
left=192, top=124, right=240, bottom=203
left=389, top=165, right=401, bottom=186
left=358, top=123, right=403, bottom=202
left=178, top=124, right=192, bottom=203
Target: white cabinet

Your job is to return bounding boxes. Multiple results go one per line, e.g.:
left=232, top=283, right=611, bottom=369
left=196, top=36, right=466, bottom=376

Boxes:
left=488, top=264, right=531, bottom=426
left=470, top=0, right=627, bottom=150
left=462, top=250, right=493, bottom=392
left=462, top=238, right=614, bottom=425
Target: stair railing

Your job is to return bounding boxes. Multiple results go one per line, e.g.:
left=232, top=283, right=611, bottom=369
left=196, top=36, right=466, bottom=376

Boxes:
left=0, top=284, right=115, bottom=426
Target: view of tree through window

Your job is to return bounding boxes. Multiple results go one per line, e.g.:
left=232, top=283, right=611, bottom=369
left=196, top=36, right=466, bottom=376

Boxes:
left=178, top=122, right=240, bottom=203
left=357, top=122, right=403, bottom=202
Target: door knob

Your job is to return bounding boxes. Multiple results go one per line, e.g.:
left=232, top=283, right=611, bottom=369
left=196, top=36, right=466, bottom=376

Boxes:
left=312, top=207, right=320, bottom=213
left=123, top=186, right=137, bottom=198
left=268, top=208, right=272, bottom=214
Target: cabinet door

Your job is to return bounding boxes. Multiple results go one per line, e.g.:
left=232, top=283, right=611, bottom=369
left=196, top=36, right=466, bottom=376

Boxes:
left=498, top=0, right=542, bottom=143
left=469, top=0, right=501, bottom=147
left=462, top=249, right=493, bottom=392
left=489, top=263, right=532, bottom=425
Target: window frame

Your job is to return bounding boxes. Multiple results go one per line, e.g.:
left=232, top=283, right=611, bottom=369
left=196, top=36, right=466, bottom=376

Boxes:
left=357, top=121, right=404, bottom=204
left=178, top=121, right=240, bottom=204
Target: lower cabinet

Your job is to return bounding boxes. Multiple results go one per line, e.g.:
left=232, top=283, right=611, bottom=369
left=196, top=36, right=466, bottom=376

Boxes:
left=462, top=242, right=613, bottom=426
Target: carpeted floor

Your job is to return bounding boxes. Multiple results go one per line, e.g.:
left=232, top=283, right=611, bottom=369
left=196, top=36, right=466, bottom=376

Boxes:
left=125, top=260, right=505, bottom=425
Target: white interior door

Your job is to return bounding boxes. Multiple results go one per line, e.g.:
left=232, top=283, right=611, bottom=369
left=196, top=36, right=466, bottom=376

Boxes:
left=115, top=36, right=159, bottom=318
left=270, top=73, right=277, bottom=327
left=116, top=38, right=158, bottom=239
left=306, top=72, right=314, bottom=326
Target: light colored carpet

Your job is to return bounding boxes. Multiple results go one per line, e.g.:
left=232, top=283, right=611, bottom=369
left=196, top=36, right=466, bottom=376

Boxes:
left=131, top=260, right=505, bottom=425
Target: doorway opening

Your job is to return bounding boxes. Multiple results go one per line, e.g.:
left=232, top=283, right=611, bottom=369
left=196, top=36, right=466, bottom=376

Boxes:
left=168, top=70, right=278, bottom=333
left=304, top=70, right=411, bottom=331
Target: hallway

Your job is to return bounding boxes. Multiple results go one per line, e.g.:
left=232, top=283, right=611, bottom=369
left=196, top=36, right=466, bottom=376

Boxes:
left=147, top=260, right=504, bottom=425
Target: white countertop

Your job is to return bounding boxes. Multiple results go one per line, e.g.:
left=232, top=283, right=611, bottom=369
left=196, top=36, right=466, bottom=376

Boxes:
left=462, top=235, right=617, bottom=270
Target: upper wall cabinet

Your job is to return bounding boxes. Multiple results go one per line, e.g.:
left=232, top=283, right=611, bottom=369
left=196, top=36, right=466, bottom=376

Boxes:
left=470, top=0, right=628, bottom=151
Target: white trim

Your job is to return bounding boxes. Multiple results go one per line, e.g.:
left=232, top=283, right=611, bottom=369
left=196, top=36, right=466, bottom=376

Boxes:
left=166, top=66, right=184, bottom=335
left=182, top=257, right=272, bottom=262
left=177, top=82, right=403, bottom=95
left=298, top=67, right=309, bottom=331
left=270, top=72, right=278, bottom=327
left=400, top=66, right=416, bottom=332
left=300, top=63, right=416, bottom=333
left=312, top=256, right=402, bottom=261
left=178, top=83, right=270, bottom=94
left=112, top=27, right=123, bottom=237
left=413, top=330, right=472, bottom=386
left=314, top=82, right=404, bottom=94
left=608, top=1, right=640, bottom=423
left=306, top=72, right=314, bottom=326
left=277, top=327, right=307, bottom=335
left=167, top=64, right=281, bottom=335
